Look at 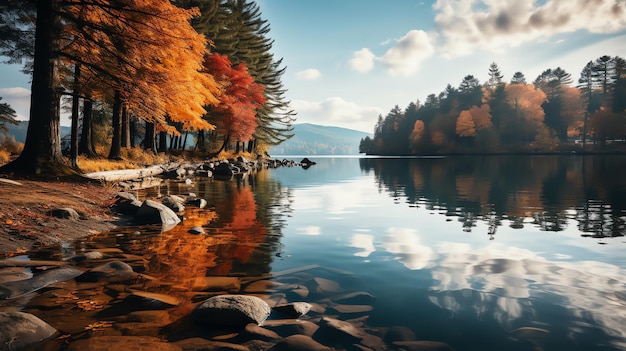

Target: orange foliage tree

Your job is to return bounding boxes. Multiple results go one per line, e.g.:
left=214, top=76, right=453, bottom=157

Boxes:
left=61, top=0, right=221, bottom=159
left=202, top=53, right=266, bottom=154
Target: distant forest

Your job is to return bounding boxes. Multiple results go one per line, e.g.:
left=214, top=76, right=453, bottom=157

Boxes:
left=360, top=56, right=626, bottom=155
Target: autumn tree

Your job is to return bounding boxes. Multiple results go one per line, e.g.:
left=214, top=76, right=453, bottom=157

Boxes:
left=202, top=53, right=265, bottom=155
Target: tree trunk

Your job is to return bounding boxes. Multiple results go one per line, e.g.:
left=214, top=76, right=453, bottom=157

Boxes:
left=1, top=0, right=67, bottom=175
left=108, top=90, right=122, bottom=160
left=182, top=131, right=188, bottom=151
left=158, top=131, right=167, bottom=153
left=78, top=97, right=97, bottom=157
left=144, top=121, right=157, bottom=154
left=69, top=64, right=80, bottom=169
left=129, top=116, right=136, bottom=147
left=196, top=130, right=205, bottom=150
left=121, top=105, right=130, bottom=149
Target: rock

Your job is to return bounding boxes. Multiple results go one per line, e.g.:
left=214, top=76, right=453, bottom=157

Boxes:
left=65, top=336, right=182, bottom=351
left=173, top=338, right=249, bottom=351
left=185, top=198, right=207, bottom=209
left=0, top=266, right=83, bottom=299
left=391, top=341, right=455, bottom=351
left=383, top=326, right=416, bottom=343
left=0, top=311, right=58, bottom=350
left=318, top=317, right=365, bottom=343
left=271, top=334, right=330, bottom=351
left=262, top=319, right=320, bottom=337
left=192, top=295, right=271, bottom=326
left=0, top=267, right=32, bottom=284
left=67, top=251, right=104, bottom=262
left=305, top=277, right=343, bottom=295
left=242, top=323, right=281, bottom=341
left=135, top=199, right=181, bottom=231
left=328, top=303, right=373, bottom=314
left=76, top=261, right=137, bottom=283
left=126, top=290, right=182, bottom=309
left=161, top=195, right=186, bottom=213
left=300, top=158, right=316, bottom=166
left=114, top=192, right=142, bottom=215
left=47, top=207, right=81, bottom=220
left=188, top=226, right=205, bottom=234
left=213, top=162, right=236, bottom=177
left=272, top=302, right=312, bottom=318
left=334, top=291, right=376, bottom=305
left=190, top=276, right=241, bottom=292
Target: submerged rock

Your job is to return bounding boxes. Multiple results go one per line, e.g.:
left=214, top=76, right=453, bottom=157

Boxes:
left=272, top=334, right=330, bottom=351
left=192, top=294, right=271, bottom=326
left=0, top=266, right=83, bottom=299
left=65, top=336, right=182, bottom=351
left=76, top=260, right=137, bottom=283
left=0, top=311, right=58, bottom=351
left=272, top=302, right=312, bottom=318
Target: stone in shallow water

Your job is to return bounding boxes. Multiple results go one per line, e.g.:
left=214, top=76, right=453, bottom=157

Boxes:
left=328, top=303, right=373, bottom=314
left=135, top=199, right=181, bottom=231
left=262, top=319, right=320, bottom=337
left=305, top=277, right=343, bottom=295
left=391, top=340, right=455, bottom=351
left=0, top=311, right=58, bottom=351
left=383, top=325, right=417, bottom=343
left=192, top=294, right=271, bottom=326
left=188, top=226, right=205, bottom=234
left=272, top=302, right=312, bottom=318
left=65, top=336, right=182, bottom=351
left=76, top=260, right=137, bottom=283
left=190, top=276, right=241, bottom=292
left=0, top=266, right=83, bottom=299
left=272, top=334, right=331, bottom=351
left=126, top=290, right=182, bottom=309
left=0, top=267, right=32, bottom=284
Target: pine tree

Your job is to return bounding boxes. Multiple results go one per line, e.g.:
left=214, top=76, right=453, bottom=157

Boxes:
left=486, top=62, right=504, bottom=90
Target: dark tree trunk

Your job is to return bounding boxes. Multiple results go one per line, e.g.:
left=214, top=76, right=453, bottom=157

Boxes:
left=129, top=116, right=137, bottom=147
left=121, top=106, right=130, bottom=149
left=247, top=139, right=255, bottom=153
left=78, top=97, right=97, bottom=157
left=196, top=130, right=205, bottom=150
left=2, top=0, right=67, bottom=175
left=144, top=121, right=157, bottom=154
left=108, top=90, right=122, bottom=160
left=70, top=64, right=80, bottom=169
left=158, top=131, right=167, bottom=153
left=182, top=131, right=188, bottom=151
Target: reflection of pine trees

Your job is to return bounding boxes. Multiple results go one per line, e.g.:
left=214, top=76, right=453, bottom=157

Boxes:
left=360, top=156, right=625, bottom=240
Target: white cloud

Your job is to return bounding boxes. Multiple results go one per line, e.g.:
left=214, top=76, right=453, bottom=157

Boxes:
left=296, top=226, right=321, bottom=236
left=291, top=97, right=383, bottom=133
left=382, top=227, right=436, bottom=270
left=350, top=233, right=375, bottom=257
left=433, top=0, right=626, bottom=56
left=378, top=30, right=435, bottom=76
left=0, top=87, right=30, bottom=121
left=296, top=68, right=321, bottom=80
left=349, top=48, right=376, bottom=73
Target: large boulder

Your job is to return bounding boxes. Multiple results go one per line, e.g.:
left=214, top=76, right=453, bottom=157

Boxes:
left=114, top=192, right=143, bottom=215
left=192, top=294, right=271, bottom=326
left=161, top=195, right=186, bottom=213
left=0, top=311, right=57, bottom=350
left=135, top=199, right=181, bottom=231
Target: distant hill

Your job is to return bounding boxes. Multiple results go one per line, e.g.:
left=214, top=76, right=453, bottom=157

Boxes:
left=4, top=121, right=370, bottom=156
left=269, top=123, right=371, bottom=155
left=3, top=121, right=71, bottom=143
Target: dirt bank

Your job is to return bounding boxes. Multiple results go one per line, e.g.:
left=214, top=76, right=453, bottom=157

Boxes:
left=0, top=178, right=121, bottom=257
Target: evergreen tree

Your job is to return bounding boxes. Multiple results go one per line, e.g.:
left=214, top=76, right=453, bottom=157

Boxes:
left=511, top=72, right=526, bottom=84
left=0, top=97, right=18, bottom=135
left=486, top=62, right=504, bottom=90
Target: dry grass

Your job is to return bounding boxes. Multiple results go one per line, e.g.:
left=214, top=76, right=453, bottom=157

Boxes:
left=78, top=147, right=173, bottom=173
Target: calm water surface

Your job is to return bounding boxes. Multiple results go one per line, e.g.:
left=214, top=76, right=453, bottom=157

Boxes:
left=7, top=155, right=626, bottom=350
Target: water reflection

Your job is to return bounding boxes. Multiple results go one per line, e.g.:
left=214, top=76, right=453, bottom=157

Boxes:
left=360, top=156, right=626, bottom=238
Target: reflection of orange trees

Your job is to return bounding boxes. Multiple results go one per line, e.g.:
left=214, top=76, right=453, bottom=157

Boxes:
left=209, top=186, right=268, bottom=276
left=144, top=208, right=219, bottom=288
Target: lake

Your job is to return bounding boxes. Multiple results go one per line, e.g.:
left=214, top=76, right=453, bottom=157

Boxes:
left=3, top=155, right=626, bottom=351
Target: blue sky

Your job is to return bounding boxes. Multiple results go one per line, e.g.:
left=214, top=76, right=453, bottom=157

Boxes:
left=2, top=0, right=626, bottom=132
